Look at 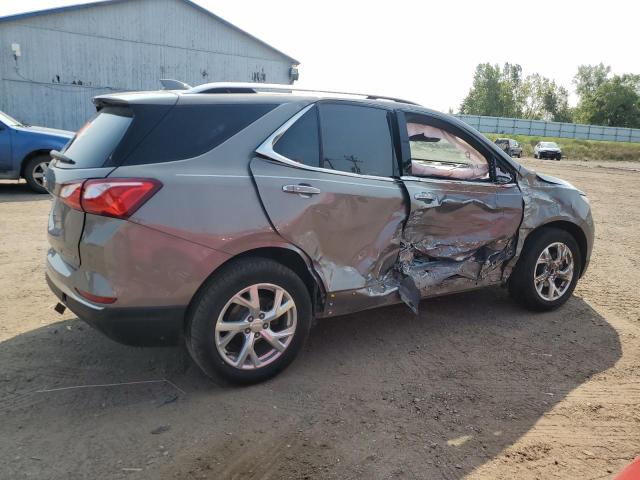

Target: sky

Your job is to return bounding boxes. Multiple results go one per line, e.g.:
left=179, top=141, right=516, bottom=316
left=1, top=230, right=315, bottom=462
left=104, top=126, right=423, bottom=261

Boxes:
left=1, top=0, right=639, bottom=112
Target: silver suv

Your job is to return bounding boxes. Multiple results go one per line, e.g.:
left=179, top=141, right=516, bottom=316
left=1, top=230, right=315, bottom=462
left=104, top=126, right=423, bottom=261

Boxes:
left=45, top=84, right=594, bottom=383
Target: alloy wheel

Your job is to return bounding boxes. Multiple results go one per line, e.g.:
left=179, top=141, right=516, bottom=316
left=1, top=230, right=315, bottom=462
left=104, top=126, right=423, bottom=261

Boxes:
left=215, top=283, right=297, bottom=370
left=533, top=242, right=574, bottom=301
left=32, top=161, right=49, bottom=187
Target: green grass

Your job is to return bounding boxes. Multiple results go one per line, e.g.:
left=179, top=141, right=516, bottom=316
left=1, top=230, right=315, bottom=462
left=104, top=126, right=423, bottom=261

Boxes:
left=484, top=133, right=640, bottom=162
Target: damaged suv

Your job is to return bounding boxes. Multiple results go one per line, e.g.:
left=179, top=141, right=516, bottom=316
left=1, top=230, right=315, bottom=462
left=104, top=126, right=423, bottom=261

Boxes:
left=45, top=84, right=594, bottom=383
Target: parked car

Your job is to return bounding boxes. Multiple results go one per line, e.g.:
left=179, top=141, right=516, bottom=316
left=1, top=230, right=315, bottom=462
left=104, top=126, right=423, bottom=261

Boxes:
left=45, top=84, right=594, bottom=384
left=0, top=110, right=73, bottom=192
left=494, top=137, right=522, bottom=158
left=534, top=141, right=562, bottom=160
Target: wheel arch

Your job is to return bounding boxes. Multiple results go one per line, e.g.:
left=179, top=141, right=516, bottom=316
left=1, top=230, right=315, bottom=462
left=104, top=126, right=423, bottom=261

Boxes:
left=20, top=149, right=51, bottom=177
left=524, top=220, right=588, bottom=277
left=185, top=245, right=327, bottom=331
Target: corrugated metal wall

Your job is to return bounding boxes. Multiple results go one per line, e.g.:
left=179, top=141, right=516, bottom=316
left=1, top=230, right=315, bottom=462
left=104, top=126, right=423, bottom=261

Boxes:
left=456, top=114, right=640, bottom=143
left=0, top=0, right=295, bottom=130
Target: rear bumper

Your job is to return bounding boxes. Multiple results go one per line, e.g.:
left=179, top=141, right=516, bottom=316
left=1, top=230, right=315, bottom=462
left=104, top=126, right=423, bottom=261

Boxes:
left=46, top=273, right=184, bottom=346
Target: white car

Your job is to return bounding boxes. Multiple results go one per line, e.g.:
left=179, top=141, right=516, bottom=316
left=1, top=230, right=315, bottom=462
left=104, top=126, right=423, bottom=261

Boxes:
left=534, top=142, right=562, bottom=160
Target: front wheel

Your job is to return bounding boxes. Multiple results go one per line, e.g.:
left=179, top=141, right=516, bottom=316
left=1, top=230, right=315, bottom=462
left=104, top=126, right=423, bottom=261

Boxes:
left=24, top=155, right=50, bottom=193
left=186, top=257, right=312, bottom=384
left=508, top=228, right=581, bottom=311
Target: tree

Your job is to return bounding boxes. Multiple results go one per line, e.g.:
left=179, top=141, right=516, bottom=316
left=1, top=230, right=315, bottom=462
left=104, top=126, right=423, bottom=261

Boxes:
left=589, top=76, right=640, bottom=127
left=522, top=74, right=572, bottom=122
left=461, top=63, right=569, bottom=121
left=459, top=63, right=524, bottom=117
left=574, top=65, right=640, bottom=127
left=574, top=63, right=611, bottom=98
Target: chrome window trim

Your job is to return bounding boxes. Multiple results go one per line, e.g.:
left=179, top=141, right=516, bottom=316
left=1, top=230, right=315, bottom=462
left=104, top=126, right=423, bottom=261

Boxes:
left=255, top=103, right=397, bottom=183
left=400, top=175, right=505, bottom=189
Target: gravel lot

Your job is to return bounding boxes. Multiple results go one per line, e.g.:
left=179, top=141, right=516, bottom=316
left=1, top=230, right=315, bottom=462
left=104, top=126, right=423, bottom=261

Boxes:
left=1, top=158, right=639, bottom=479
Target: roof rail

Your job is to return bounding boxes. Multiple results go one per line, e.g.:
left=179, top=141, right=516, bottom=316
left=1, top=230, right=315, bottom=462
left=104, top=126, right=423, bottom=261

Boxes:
left=187, top=82, right=420, bottom=106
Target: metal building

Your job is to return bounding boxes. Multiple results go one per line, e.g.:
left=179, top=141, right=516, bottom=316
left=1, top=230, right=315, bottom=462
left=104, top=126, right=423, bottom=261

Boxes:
left=0, top=0, right=300, bottom=130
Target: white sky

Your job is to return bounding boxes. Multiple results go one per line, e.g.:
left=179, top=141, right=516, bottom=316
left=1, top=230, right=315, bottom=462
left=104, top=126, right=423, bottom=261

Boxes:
left=1, top=0, right=638, bottom=112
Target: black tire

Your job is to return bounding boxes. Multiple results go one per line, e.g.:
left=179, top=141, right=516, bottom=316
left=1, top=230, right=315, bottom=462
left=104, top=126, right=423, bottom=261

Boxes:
left=556, top=154, right=561, bottom=161
left=23, top=155, right=49, bottom=193
left=508, top=228, right=581, bottom=312
left=534, top=153, right=538, bottom=159
left=186, top=257, right=312, bottom=384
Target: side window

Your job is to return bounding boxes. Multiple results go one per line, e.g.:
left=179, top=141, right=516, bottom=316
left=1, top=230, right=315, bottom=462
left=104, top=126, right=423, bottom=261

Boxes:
left=404, top=117, right=490, bottom=181
left=273, top=106, right=320, bottom=166
left=124, top=103, right=277, bottom=165
left=318, top=103, right=394, bottom=177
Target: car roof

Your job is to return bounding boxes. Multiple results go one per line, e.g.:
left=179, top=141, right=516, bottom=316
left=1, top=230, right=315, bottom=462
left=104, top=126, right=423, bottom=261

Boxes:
left=95, top=82, right=425, bottom=110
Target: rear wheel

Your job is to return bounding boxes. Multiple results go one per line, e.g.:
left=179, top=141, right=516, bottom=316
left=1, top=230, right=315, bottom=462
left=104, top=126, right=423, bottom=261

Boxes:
left=508, top=228, right=581, bottom=311
left=186, top=257, right=312, bottom=384
left=24, top=155, right=50, bottom=193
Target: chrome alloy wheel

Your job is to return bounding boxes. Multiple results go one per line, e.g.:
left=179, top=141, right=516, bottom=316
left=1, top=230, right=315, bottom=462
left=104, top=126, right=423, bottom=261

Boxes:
left=32, top=161, right=49, bottom=187
left=534, top=242, right=574, bottom=301
left=215, top=283, right=297, bottom=370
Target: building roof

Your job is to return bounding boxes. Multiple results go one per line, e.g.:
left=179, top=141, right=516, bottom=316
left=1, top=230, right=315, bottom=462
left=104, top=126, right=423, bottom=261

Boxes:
left=0, top=0, right=300, bottom=64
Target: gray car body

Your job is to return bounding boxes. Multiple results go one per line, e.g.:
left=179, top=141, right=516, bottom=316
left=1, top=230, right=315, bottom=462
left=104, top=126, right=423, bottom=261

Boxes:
left=45, top=90, right=594, bottom=345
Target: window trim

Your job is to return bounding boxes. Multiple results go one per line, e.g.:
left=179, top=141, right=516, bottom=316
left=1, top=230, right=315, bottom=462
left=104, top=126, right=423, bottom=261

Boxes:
left=256, top=101, right=398, bottom=183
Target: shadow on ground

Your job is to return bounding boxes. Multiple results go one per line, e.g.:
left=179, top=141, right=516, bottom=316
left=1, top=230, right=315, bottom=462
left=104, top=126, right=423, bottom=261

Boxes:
left=0, top=181, right=49, bottom=203
left=0, top=287, right=620, bottom=479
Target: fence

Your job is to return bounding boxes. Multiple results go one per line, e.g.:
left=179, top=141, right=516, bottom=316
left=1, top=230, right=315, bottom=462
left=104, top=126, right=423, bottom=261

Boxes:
left=454, top=115, right=640, bottom=143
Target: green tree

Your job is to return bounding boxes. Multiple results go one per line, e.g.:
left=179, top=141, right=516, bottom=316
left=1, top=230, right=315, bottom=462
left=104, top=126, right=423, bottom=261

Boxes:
left=589, top=76, right=640, bottom=127
left=522, top=74, right=572, bottom=122
left=459, top=63, right=524, bottom=117
left=574, top=65, right=640, bottom=127
left=574, top=63, right=611, bottom=98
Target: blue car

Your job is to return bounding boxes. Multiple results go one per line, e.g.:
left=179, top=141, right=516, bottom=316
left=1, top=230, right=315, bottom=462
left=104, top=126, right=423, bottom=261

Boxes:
left=0, top=111, right=74, bottom=193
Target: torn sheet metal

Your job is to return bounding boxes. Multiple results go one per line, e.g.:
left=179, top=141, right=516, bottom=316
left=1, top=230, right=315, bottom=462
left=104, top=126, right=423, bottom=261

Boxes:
left=251, top=154, right=592, bottom=318
left=393, top=177, right=522, bottom=312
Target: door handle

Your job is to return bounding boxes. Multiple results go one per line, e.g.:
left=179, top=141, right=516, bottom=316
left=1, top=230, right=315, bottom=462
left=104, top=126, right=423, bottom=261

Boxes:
left=282, top=184, right=321, bottom=195
left=414, top=191, right=437, bottom=203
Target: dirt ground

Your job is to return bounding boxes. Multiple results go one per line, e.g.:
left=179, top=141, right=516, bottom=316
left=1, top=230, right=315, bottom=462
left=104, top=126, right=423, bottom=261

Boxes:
left=1, top=158, right=639, bottom=480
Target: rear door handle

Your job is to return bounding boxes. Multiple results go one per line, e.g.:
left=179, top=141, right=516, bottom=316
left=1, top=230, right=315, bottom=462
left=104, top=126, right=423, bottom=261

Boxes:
left=414, top=191, right=437, bottom=203
left=282, top=184, right=321, bottom=195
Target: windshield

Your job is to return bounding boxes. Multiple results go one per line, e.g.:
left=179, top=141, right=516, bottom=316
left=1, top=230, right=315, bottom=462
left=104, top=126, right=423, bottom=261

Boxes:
left=540, top=142, right=559, bottom=148
left=0, top=111, right=23, bottom=127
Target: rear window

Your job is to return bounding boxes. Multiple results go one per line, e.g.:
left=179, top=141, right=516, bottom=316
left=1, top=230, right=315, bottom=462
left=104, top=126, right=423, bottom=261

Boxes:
left=123, top=103, right=277, bottom=165
left=61, top=107, right=132, bottom=168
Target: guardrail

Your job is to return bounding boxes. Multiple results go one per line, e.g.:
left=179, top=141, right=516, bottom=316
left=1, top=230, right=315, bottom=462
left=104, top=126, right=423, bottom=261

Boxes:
left=454, top=114, right=640, bottom=143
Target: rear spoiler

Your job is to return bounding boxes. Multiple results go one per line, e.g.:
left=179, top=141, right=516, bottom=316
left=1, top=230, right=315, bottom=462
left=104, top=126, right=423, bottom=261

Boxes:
left=93, top=91, right=179, bottom=110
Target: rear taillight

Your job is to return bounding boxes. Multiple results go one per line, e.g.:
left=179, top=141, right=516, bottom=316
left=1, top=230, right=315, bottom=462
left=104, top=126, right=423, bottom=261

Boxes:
left=59, top=181, right=83, bottom=210
left=58, top=178, right=161, bottom=219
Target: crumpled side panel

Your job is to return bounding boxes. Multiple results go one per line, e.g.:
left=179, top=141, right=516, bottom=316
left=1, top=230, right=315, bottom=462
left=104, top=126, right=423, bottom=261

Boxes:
left=501, top=171, right=584, bottom=280
left=250, top=158, right=408, bottom=293
left=392, top=179, right=523, bottom=312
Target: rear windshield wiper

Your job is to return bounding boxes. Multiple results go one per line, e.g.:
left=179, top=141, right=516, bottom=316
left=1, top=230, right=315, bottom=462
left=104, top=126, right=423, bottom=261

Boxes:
left=50, top=150, right=76, bottom=165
